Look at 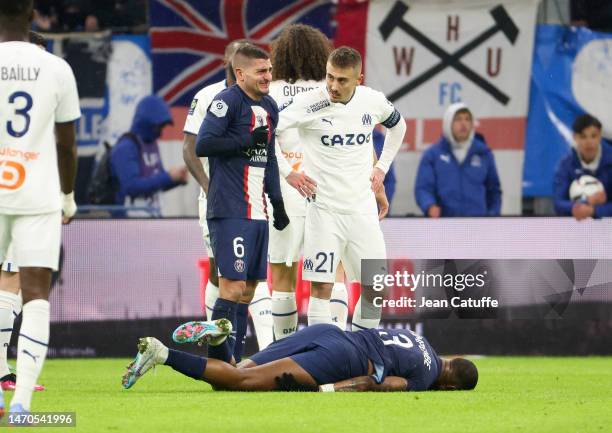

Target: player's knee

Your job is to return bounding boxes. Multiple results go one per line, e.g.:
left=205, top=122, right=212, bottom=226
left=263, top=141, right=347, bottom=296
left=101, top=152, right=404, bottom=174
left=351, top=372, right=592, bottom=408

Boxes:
left=311, top=282, right=333, bottom=299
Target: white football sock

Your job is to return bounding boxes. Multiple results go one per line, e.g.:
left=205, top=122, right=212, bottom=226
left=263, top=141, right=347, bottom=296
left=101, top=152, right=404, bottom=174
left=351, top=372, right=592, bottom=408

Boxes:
left=307, top=296, right=332, bottom=326
left=248, top=282, right=273, bottom=350
left=0, top=291, right=20, bottom=378
left=271, top=291, right=298, bottom=340
left=330, top=282, right=349, bottom=331
left=351, top=295, right=381, bottom=331
left=204, top=281, right=219, bottom=319
left=12, top=299, right=50, bottom=411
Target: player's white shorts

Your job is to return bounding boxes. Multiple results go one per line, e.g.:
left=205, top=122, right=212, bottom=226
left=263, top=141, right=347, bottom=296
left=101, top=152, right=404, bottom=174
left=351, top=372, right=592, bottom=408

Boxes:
left=198, top=198, right=214, bottom=258
left=268, top=215, right=305, bottom=265
left=1, top=243, right=17, bottom=273
left=302, top=205, right=386, bottom=283
left=0, top=211, right=62, bottom=271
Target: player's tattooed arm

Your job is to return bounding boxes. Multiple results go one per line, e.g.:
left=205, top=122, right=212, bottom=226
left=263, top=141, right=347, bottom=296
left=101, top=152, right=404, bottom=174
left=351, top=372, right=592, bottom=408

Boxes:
left=321, top=376, right=408, bottom=392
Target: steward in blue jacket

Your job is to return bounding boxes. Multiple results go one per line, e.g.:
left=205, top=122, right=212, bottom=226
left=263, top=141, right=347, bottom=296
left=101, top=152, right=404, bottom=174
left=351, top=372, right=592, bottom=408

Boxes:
left=110, top=95, right=187, bottom=208
left=553, top=114, right=612, bottom=219
left=415, top=103, right=501, bottom=217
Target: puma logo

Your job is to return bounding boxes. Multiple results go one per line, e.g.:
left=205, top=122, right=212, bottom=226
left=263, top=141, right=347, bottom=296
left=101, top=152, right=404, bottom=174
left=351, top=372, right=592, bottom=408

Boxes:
left=22, top=349, right=40, bottom=363
left=321, top=118, right=333, bottom=126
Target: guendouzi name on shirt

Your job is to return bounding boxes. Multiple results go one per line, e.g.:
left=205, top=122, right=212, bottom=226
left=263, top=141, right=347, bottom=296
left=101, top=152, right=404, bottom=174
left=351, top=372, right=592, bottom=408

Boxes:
left=1, top=66, right=40, bottom=81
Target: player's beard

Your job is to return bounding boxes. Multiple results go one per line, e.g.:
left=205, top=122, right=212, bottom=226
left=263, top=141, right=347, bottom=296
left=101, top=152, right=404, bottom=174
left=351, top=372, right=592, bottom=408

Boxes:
left=257, top=80, right=270, bottom=95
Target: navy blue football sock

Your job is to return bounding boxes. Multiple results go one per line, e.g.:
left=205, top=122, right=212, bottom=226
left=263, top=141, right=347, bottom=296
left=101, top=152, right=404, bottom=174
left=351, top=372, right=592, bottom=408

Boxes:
left=233, top=303, right=249, bottom=362
left=208, top=298, right=237, bottom=362
left=165, top=349, right=207, bottom=380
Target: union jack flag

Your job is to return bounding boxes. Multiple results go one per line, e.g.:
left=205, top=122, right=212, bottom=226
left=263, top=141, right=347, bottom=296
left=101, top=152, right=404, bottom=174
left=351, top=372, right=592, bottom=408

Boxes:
left=149, top=0, right=334, bottom=107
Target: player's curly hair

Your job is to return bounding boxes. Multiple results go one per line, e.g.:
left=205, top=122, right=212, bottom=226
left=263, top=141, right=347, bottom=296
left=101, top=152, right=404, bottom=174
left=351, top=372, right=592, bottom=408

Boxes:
left=271, top=24, right=332, bottom=83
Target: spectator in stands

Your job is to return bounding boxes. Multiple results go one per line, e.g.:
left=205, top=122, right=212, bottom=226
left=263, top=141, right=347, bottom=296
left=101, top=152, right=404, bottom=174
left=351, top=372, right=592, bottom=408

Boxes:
left=553, top=114, right=612, bottom=220
left=110, top=95, right=188, bottom=212
left=415, top=102, right=502, bottom=217
left=571, top=0, right=612, bottom=33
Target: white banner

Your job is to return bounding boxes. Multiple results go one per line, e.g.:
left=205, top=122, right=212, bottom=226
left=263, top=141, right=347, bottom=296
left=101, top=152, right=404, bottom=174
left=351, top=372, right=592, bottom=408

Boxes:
left=362, top=0, right=540, bottom=215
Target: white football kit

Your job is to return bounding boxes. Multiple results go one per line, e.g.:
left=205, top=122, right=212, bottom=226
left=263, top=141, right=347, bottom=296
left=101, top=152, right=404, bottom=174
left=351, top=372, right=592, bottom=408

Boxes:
left=277, top=85, right=403, bottom=283
left=0, top=42, right=81, bottom=270
left=269, top=79, right=323, bottom=265
left=183, top=79, right=226, bottom=258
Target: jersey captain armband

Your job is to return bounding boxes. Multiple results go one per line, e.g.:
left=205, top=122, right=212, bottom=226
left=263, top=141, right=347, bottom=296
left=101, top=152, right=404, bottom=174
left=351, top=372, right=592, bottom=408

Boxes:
left=381, top=108, right=402, bottom=129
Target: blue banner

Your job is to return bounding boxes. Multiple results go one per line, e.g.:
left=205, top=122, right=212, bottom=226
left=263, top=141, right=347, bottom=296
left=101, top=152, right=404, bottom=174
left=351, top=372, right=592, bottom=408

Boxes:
left=523, top=25, right=612, bottom=197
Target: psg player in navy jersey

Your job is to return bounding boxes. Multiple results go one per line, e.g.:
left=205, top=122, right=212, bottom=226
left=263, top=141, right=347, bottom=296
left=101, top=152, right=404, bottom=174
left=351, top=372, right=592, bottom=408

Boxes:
left=123, top=322, right=478, bottom=392
left=194, top=44, right=289, bottom=363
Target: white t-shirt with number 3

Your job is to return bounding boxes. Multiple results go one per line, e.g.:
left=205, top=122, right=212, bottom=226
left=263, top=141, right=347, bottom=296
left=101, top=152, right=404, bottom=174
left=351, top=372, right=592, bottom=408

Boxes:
left=0, top=41, right=81, bottom=215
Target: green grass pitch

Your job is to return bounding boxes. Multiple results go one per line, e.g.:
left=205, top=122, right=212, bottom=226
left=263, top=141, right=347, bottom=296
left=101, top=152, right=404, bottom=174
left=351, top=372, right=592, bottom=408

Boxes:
left=2, top=357, right=611, bottom=432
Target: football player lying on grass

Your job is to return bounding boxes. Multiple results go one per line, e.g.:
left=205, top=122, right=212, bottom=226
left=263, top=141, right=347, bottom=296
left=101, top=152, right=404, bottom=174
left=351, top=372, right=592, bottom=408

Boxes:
left=122, top=320, right=477, bottom=392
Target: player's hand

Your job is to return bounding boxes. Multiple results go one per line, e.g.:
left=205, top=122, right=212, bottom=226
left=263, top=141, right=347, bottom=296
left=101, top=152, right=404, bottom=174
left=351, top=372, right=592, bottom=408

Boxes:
left=250, top=125, right=269, bottom=148
left=572, top=203, right=594, bottom=220
left=375, top=187, right=389, bottom=220
left=169, top=166, right=189, bottom=184
left=61, top=192, right=77, bottom=224
left=427, top=205, right=441, bottom=218
left=370, top=167, right=385, bottom=192
left=587, top=190, right=607, bottom=206
left=271, top=200, right=290, bottom=231
left=286, top=171, right=317, bottom=198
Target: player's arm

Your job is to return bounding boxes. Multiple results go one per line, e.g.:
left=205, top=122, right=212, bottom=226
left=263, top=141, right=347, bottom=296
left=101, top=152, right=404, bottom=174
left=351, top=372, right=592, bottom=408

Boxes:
left=55, top=59, right=81, bottom=223
left=55, top=121, right=78, bottom=223
left=183, top=133, right=209, bottom=193
left=372, top=148, right=389, bottom=220
left=276, top=139, right=316, bottom=198
left=195, top=98, right=268, bottom=157
left=276, top=96, right=317, bottom=197
left=370, top=98, right=406, bottom=193
left=265, top=134, right=290, bottom=231
left=320, top=376, right=408, bottom=392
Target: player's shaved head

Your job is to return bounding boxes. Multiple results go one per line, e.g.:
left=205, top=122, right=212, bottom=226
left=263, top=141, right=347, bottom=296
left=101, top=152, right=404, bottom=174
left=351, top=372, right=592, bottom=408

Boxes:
left=233, top=44, right=270, bottom=70
left=225, top=39, right=250, bottom=61
left=224, top=39, right=250, bottom=84
left=0, top=0, right=33, bottom=39
left=448, top=358, right=478, bottom=390
left=233, top=44, right=272, bottom=100
left=328, top=46, right=362, bottom=75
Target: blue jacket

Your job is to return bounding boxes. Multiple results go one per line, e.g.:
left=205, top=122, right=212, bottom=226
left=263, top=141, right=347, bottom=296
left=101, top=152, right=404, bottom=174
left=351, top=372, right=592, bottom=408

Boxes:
left=553, top=142, right=612, bottom=217
left=373, top=129, right=397, bottom=204
left=415, top=136, right=502, bottom=217
left=110, top=95, right=178, bottom=204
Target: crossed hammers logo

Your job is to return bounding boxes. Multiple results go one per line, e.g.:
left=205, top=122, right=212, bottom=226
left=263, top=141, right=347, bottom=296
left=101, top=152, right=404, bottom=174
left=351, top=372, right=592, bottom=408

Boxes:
left=379, top=1, right=519, bottom=105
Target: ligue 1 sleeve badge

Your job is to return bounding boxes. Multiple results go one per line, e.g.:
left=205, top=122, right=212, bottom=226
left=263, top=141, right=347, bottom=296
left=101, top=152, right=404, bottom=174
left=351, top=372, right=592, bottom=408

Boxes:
left=234, top=259, right=245, bottom=273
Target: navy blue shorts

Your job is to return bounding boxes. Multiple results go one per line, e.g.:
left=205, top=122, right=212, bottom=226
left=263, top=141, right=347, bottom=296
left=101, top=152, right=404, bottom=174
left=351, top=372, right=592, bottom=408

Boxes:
left=208, top=218, right=268, bottom=281
left=250, top=324, right=370, bottom=384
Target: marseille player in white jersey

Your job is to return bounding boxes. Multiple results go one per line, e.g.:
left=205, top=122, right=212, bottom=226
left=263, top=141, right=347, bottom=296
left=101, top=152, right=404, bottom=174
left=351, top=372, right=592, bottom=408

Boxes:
left=0, top=0, right=80, bottom=417
left=265, top=24, right=360, bottom=338
left=277, top=47, right=406, bottom=331
left=0, top=31, right=49, bottom=395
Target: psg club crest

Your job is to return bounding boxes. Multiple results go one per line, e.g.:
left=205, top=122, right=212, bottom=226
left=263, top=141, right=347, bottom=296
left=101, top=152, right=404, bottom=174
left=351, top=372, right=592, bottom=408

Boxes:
left=234, top=259, right=245, bottom=273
